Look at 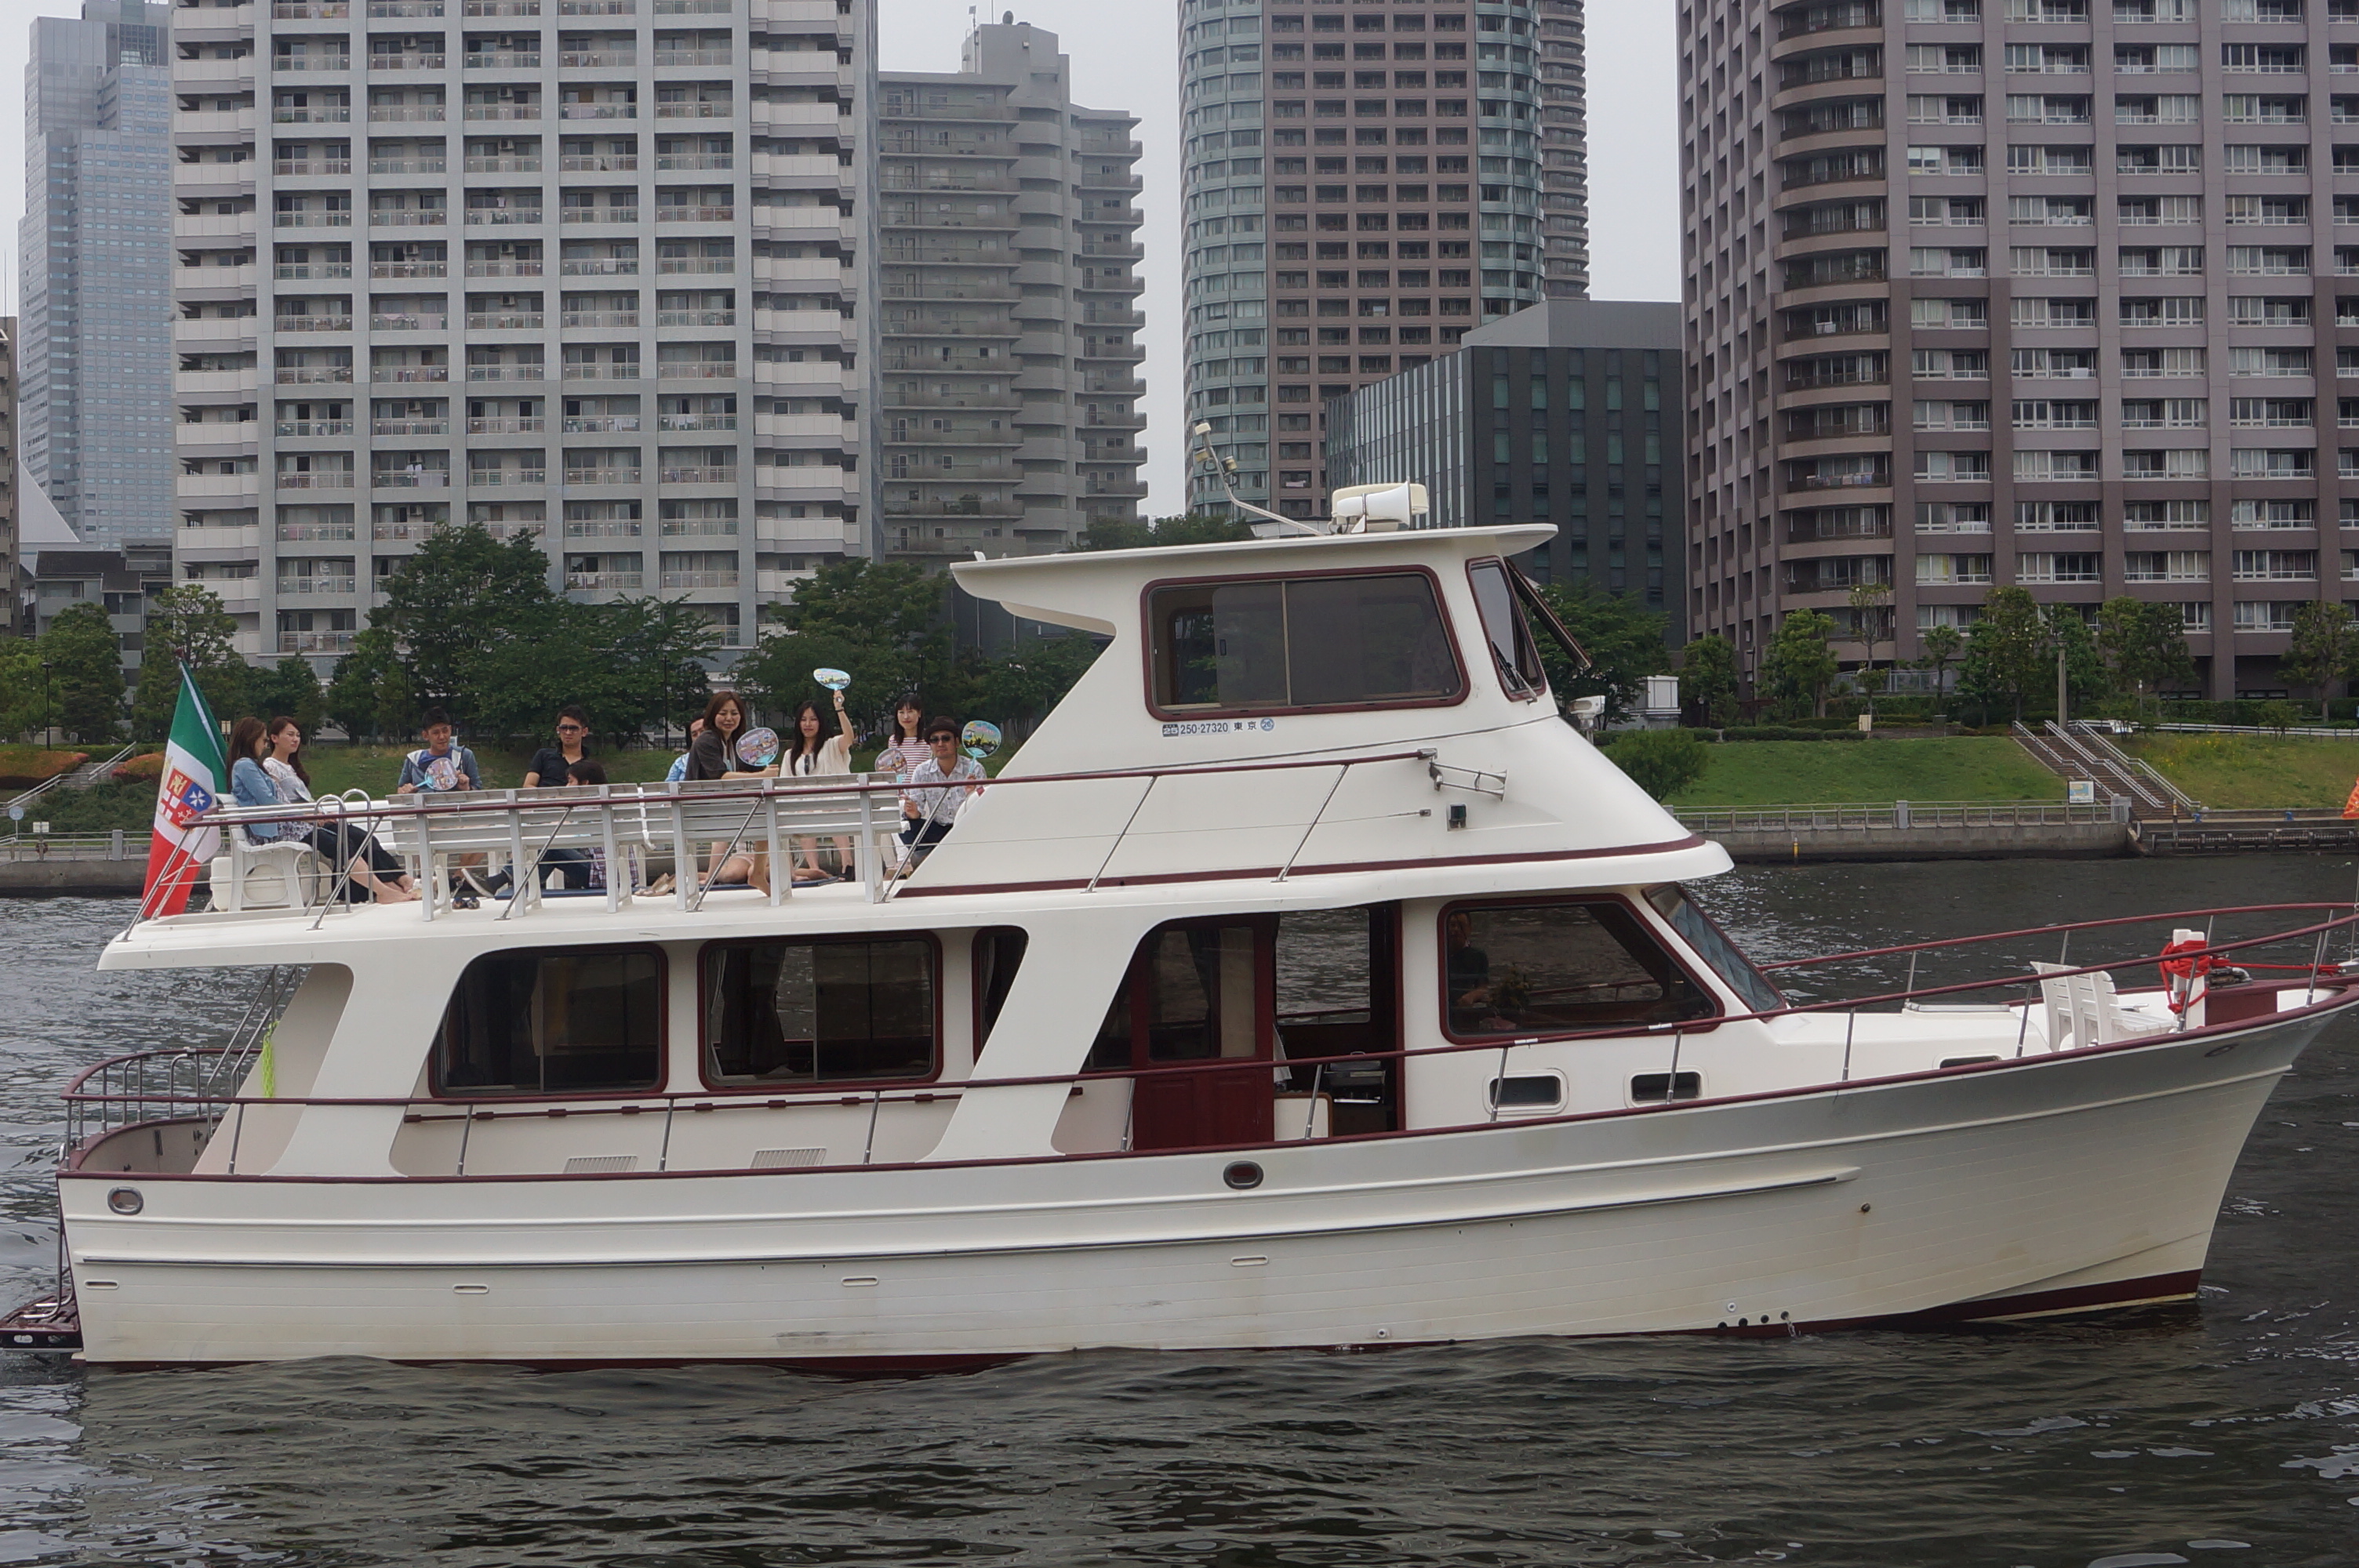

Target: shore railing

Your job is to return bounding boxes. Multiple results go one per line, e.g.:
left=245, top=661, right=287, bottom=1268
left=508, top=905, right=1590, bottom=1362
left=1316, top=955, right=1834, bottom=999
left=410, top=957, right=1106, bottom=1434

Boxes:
left=62, top=902, right=2359, bottom=1178
left=1674, top=799, right=2122, bottom=834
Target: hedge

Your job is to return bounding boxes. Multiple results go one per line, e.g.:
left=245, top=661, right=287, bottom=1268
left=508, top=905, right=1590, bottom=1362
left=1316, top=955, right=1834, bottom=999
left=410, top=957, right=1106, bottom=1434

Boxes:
left=0, top=749, right=89, bottom=790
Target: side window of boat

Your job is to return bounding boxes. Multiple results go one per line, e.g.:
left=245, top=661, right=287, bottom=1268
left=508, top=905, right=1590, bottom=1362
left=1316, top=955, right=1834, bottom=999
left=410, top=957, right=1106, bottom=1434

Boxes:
left=1148, top=572, right=1464, bottom=714
left=1440, top=901, right=1717, bottom=1039
left=1644, top=884, right=1784, bottom=1014
left=1088, top=921, right=1270, bottom=1070
left=437, top=946, right=663, bottom=1096
left=702, top=937, right=939, bottom=1087
left=1465, top=558, right=1547, bottom=700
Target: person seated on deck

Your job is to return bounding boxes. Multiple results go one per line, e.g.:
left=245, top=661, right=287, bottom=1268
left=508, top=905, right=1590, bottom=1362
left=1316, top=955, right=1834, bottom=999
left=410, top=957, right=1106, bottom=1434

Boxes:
left=394, top=709, right=482, bottom=795
left=688, top=690, right=772, bottom=896
left=231, top=716, right=418, bottom=903
left=899, top=716, right=984, bottom=872
left=518, top=704, right=595, bottom=889
left=665, top=717, right=705, bottom=786
left=782, top=691, right=856, bottom=884
left=567, top=757, right=611, bottom=891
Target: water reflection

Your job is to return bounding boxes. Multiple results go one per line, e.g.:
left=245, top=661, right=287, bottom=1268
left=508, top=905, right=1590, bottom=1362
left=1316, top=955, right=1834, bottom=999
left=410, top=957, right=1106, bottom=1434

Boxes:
left=5, top=866, right=2359, bottom=1564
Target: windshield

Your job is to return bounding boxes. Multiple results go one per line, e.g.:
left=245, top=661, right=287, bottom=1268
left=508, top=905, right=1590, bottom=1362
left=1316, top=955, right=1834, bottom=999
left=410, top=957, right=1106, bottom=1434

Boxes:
left=1645, top=884, right=1784, bottom=1015
left=1467, top=559, right=1546, bottom=699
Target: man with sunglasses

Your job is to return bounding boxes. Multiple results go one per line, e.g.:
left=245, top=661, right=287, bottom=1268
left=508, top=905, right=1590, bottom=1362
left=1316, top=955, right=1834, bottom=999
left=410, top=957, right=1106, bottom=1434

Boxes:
left=900, top=716, right=984, bottom=871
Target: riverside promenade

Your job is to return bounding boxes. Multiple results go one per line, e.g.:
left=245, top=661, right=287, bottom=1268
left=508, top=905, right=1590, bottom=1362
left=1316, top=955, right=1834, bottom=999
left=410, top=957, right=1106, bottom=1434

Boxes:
left=1674, top=800, right=2132, bottom=864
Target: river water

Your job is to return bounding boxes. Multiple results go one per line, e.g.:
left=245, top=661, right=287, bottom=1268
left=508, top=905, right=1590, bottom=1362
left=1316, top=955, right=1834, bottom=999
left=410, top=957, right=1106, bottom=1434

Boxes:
left=8, top=862, right=2359, bottom=1566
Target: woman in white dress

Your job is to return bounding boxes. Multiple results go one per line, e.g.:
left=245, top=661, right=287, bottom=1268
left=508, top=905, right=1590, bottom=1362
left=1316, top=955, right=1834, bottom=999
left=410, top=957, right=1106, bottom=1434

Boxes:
left=782, top=691, right=855, bottom=881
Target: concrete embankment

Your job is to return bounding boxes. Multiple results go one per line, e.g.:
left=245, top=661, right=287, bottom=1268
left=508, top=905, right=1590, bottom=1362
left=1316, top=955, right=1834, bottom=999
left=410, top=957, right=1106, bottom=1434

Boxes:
left=1707, top=822, right=2131, bottom=864
left=0, top=858, right=147, bottom=895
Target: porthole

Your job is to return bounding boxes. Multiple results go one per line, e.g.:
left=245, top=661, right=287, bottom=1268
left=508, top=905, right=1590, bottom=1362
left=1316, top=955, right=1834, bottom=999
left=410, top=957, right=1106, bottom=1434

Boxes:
left=1223, top=1160, right=1263, bottom=1190
left=106, top=1188, right=144, bottom=1215
left=1487, top=1073, right=1565, bottom=1112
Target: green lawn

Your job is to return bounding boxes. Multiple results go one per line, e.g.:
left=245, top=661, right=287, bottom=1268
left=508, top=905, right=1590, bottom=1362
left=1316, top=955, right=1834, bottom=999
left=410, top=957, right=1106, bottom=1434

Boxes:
left=296, top=742, right=682, bottom=796
left=1664, top=737, right=2067, bottom=809
left=2125, top=732, right=2359, bottom=810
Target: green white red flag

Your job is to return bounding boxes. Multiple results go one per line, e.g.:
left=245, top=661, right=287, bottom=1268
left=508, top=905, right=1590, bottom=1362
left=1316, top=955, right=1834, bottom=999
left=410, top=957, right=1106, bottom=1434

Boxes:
left=140, top=666, right=228, bottom=918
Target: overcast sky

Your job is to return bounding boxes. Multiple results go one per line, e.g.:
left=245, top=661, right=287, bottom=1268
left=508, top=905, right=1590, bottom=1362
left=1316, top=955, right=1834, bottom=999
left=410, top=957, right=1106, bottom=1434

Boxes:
left=0, top=0, right=1681, bottom=517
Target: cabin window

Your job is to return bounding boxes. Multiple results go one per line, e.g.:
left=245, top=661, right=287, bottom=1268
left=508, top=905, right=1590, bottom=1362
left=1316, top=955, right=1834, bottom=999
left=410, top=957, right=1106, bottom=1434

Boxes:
left=1147, top=571, right=1463, bottom=714
left=1645, top=884, right=1784, bottom=1014
left=1090, top=922, right=1269, bottom=1069
left=1466, top=558, right=1546, bottom=699
left=436, top=946, right=663, bottom=1095
left=702, top=937, right=938, bottom=1086
left=1441, top=901, right=1717, bottom=1039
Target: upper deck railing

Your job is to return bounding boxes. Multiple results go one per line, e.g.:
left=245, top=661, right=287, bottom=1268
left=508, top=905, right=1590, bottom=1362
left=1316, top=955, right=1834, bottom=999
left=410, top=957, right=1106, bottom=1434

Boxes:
left=139, top=748, right=1450, bottom=931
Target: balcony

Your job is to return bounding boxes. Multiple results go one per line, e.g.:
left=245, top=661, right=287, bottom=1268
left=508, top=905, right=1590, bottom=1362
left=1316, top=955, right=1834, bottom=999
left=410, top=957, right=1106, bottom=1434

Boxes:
left=464, top=52, right=540, bottom=67
left=561, top=50, right=636, bottom=67
left=282, top=632, right=358, bottom=654
left=271, top=54, right=351, bottom=72
left=559, top=154, right=638, bottom=172
left=656, top=309, right=733, bottom=327
left=280, top=523, right=359, bottom=541
left=371, top=261, right=448, bottom=278
left=274, top=419, right=354, bottom=436
left=369, top=1, right=445, bottom=10
left=273, top=314, right=351, bottom=332
left=564, top=467, right=642, bottom=485
left=565, top=519, right=644, bottom=536
left=466, top=207, right=544, bottom=226
left=371, top=53, right=447, bottom=69
left=656, top=153, right=731, bottom=170
left=370, top=469, right=451, bottom=488
left=463, top=0, right=541, bottom=10
left=661, top=569, right=739, bottom=589
left=278, top=576, right=360, bottom=595
left=370, top=105, right=448, bottom=122
left=561, top=206, right=641, bottom=224
left=654, top=49, right=731, bottom=65
left=652, top=0, right=725, bottom=9
left=369, top=210, right=449, bottom=227
left=656, top=413, right=735, bottom=430
left=656, top=361, right=736, bottom=379
left=466, top=260, right=545, bottom=277
left=467, top=416, right=547, bottom=433
left=567, top=571, right=645, bottom=591
left=656, top=205, right=734, bottom=223
left=277, top=470, right=357, bottom=488
left=468, top=466, right=548, bottom=484
left=276, top=2, right=351, bottom=13
left=371, top=313, right=449, bottom=330
left=372, top=419, right=450, bottom=435
left=464, top=157, right=543, bottom=173
left=463, top=104, right=542, bottom=120
left=561, top=364, right=640, bottom=380
left=562, top=415, right=642, bottom=431
left=557, top=103, right=634, bottom=119
left=274, top=159, right=352, bottom=177
left=275, top=106, right=354, bottom=123
left=655, top=100, right=729, bottom=118
left=464, top=365, right=544, bottom=380
left=656, top=256, right=732, bottom=274
left=274, top=212, right=354, bottom=229
left=660, top=465, right=735, bottom=483
left=277, top=367, right=356, bottom=384
left=560, top=257, right=640, bottom=276
left=373, top=365, right=452, bottom=382
left=467, top=312, right=544, bottom=328
left=562, top=310, right=640, bottom=328
left=560, top=0, right=635, bottom=9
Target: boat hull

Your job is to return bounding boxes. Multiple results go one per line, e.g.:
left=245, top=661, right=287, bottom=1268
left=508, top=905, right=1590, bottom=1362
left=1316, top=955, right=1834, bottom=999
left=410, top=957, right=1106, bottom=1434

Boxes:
left=57, top=1008, right=2333, bottom=1366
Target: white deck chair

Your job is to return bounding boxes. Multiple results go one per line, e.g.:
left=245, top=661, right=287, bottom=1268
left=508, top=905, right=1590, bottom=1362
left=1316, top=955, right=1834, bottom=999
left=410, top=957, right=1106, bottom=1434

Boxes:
left=209, top=826, right=326, bottom=913
left=2029, top=960, right=2172, bottom=1050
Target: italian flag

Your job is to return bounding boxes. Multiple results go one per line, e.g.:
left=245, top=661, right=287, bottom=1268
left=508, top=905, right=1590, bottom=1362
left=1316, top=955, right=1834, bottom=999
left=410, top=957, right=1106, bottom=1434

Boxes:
left=140, top=666, right=229, bottom=919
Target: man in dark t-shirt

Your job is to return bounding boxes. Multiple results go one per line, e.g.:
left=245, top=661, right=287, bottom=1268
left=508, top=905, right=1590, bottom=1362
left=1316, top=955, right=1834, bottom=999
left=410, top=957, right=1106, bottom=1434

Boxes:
left=523, top=705, right=592, bottom=789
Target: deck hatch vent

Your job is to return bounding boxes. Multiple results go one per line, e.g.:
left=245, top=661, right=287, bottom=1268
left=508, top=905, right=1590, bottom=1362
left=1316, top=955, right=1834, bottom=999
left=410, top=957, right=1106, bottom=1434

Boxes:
left=751, top=1147, right=827, bottom=1169
left=563, top=1155, right=639, bottom=1174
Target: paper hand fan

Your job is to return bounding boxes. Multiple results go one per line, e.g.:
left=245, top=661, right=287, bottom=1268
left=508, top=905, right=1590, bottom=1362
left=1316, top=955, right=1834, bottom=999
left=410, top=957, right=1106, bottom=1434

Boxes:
left=961, top=720, right=1002, bottom=761
left=735, top=727, right=781, bottom=768
left=425, top=754, right=460, bottom=791
left=812, top=667, right=852, bottom=692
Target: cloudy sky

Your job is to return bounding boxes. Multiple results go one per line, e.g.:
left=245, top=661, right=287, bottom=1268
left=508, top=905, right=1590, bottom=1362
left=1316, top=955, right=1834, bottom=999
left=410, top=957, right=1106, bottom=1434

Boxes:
left=0, top=0, right=1681, bottom=517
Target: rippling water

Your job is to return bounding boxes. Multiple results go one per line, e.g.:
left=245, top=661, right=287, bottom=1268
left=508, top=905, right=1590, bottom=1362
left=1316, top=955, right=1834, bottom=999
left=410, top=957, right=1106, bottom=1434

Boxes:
left=9, top=863, right=2359, bottom=1566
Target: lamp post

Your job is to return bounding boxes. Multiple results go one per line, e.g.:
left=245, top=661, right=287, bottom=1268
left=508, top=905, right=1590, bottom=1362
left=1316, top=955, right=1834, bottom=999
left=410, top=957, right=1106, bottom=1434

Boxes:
left=39, top=662, right=53, bottom=747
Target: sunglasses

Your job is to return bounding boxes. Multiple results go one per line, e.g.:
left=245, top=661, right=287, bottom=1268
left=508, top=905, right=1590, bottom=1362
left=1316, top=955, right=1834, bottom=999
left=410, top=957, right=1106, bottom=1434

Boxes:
left=557, top=724, right=584, bottom=733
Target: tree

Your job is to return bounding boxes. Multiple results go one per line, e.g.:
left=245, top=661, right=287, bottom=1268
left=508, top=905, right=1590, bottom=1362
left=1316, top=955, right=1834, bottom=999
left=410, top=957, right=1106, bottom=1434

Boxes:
left=1600, top=728, right=1709, bottom=801
left=1917, top=622, right=1965, bottom=705
left=1957, top=586, right=2050, bottom=721
left=1071, top=513, right=1256, bottom=553
left=2096, top=596, right=2197, bottom=715
left=373, top=522, right=558, bottom=709
left=2045, top=604, right=2108, bottom=717
left=1536, top=582, right=1669, bottom=726
left=1759, top=609, right=1840, bottom=719
left=0, top=640, right=44, bottom=743
left=1677, top=634, right=1739, bottom=728
left=37, top=601, right=126, bottom=742
left=2277, top=600, right=2359, bottom=721
left=325, top=626, right=416, bottom=742
left=742, top=558, right=955, bottom=732
left=253, top=656, right=328, bottom=733
left=1846, top=579, right=1894, bottom=700
left=131, top=585, right=248, bottom=739
left=457, top=597, right=722, bottom=744
left=971, top=633, right=1107, bottom=741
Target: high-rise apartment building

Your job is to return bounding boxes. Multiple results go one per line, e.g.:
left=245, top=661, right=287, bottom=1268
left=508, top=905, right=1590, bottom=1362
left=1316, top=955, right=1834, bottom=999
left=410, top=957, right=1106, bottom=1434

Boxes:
left=1180, top=0, right=1588, bottom=522
left=0, top=318, right=17, bottom=638
left=877, top=20, right=1146, bottom=566
left=169, top=0, right=876, bottom=667
left=21, top=1, right=177, bottom=551
left=1686, top=0, right=2359, bottom=700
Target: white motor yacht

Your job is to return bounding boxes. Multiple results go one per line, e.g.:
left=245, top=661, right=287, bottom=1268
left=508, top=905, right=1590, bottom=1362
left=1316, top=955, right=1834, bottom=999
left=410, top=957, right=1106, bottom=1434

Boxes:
left=7, top=510, right=2356, bottom=1367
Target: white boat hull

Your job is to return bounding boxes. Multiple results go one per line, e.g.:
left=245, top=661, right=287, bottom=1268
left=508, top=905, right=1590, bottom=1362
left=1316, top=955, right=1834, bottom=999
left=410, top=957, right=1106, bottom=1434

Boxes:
left=59, top=1011, right=2328, bottom=1367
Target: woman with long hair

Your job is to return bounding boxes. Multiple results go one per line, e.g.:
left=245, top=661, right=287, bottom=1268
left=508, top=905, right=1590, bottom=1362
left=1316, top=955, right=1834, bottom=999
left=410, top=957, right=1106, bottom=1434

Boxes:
left=685, top=690, right=771, bottom=895
left=227, top=717, right=417, bottom=902
left=782, top=688, right=855, bottom=881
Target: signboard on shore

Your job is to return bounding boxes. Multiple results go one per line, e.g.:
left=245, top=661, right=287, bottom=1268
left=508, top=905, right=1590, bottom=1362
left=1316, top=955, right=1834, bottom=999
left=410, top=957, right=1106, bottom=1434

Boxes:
left=2066, top=779, right=2096, bottom=805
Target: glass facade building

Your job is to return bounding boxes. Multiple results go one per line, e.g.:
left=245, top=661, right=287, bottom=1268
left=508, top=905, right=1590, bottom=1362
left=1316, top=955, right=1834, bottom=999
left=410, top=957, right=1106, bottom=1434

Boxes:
left=1326, top=297, right=1683, bottom=631
left=20, top=1, right=177, bottom=552
left=1179, top=0, right=1588, bottom=522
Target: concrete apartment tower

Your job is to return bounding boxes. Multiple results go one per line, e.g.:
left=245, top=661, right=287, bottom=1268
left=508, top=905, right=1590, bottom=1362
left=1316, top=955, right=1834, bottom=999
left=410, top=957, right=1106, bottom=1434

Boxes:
left=877, top=18, right=1147, bottom=566
left=169, top=0, right=878, bottom=668
left=1179, top=0, right=1587, bottom=523
left=1685, top=0, right=2359, bottom=700
left=0, top=318, right=16, bottom=638
left=20, top=1, right=177, bottom=553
